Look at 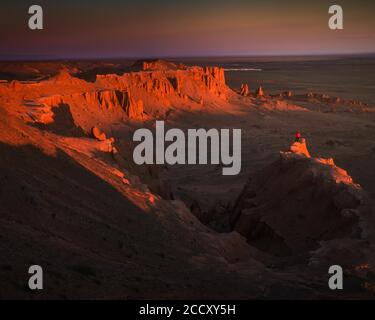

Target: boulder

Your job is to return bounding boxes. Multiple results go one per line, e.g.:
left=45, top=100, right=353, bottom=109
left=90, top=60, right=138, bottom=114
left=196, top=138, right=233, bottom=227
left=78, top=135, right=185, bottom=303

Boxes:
left=91, top=126, right=107, bottom=141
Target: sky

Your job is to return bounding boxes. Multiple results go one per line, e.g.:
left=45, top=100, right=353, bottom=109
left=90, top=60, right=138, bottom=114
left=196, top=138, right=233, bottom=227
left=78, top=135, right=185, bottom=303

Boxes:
left=0, top=0, right=375, bottom=59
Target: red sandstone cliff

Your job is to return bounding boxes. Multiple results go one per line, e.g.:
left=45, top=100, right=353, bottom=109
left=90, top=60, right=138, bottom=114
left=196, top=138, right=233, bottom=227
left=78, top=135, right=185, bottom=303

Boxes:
left=5, top=60, right=231, bottom=134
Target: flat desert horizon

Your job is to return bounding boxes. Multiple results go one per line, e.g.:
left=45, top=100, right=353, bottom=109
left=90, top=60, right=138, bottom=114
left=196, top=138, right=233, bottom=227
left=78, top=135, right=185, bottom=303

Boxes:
left=1, top=1, right=375, bottom=303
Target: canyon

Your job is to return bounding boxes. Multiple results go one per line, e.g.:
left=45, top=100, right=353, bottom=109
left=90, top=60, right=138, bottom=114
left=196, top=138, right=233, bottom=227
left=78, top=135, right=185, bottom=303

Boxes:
left=0, top=59, right=375, bottom=299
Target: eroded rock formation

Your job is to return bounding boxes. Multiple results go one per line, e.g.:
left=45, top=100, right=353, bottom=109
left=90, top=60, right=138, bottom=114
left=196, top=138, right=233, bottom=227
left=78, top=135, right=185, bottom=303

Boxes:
left=231, top=139, right=367, bottom=257
left=240, top=84, right=249, bottom=96
left=283, top=91, right=293, bottom=98
left=289, top=138, right=311, bottom=157
left=91, top=126, right=107, bottom=141
left=256, top=86, right=264, bottom=97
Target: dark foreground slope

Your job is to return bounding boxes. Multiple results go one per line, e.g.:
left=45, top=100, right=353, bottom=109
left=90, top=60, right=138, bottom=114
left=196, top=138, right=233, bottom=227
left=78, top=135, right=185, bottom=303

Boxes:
left=0, top=107, right=278, bottom=299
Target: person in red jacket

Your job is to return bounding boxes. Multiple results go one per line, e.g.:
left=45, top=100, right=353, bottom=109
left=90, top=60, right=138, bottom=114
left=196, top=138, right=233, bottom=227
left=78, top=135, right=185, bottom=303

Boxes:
left=295, top=130, right=301, bottom=142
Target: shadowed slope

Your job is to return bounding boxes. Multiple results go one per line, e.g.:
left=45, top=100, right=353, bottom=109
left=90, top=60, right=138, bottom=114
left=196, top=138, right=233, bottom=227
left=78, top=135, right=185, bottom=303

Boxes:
left=0, top=110, right=270, bottom=299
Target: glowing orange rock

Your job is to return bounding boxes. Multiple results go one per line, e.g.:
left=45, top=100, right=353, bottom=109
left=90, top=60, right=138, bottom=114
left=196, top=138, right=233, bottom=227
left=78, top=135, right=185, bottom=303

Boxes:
left=256, top=86, right=264, bottom=97
left=240, top=84, right=249, bottom=96
left=91, top=126, right=107, bottom=141
left=289, top=138, right=311, bottom=158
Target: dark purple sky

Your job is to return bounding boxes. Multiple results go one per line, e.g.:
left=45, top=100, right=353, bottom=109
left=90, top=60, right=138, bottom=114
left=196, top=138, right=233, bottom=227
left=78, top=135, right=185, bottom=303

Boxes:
left=1, top=0, right=375, bottom=59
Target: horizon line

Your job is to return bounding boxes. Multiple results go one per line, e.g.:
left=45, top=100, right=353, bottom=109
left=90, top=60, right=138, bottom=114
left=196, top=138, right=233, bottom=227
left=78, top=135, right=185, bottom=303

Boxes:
left=1, top=52, right=375, bottom=62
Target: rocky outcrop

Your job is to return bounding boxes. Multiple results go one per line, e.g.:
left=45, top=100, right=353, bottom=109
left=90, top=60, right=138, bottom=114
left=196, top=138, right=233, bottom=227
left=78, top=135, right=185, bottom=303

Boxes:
left=21, top=60, right=232, bottom=129
left=256, top=86, right=264, bottom=97
left=202, top=67, right=226, bottom=90
left=283, top=91, right=293, bottom=98
left=98, top=91, right=123, bottom=110
left=289, top=138, right=311, bottom=158
left=40, top=95, right=64, bottom=107
left=127, top=60, right=226, bottom=100
left=24, top=99, right=55, bottom=124
left=84, top=90, right=144, bottom=118
left=231, top=140, right=366, bottom=256
left=143, top=76, right=175, bottom=98
left=240, top=84, right=249, bottom=96
left=96, top=61, right=229, bottom=107
left=204, top=66, right=225, bottom=85
left=26, top=95, right=72, bottom=126
left=37, top=89, right=144, bottom=121
left=91, top=126, right=107, bottom=141
left=124, top=91, right=144, bottom=119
